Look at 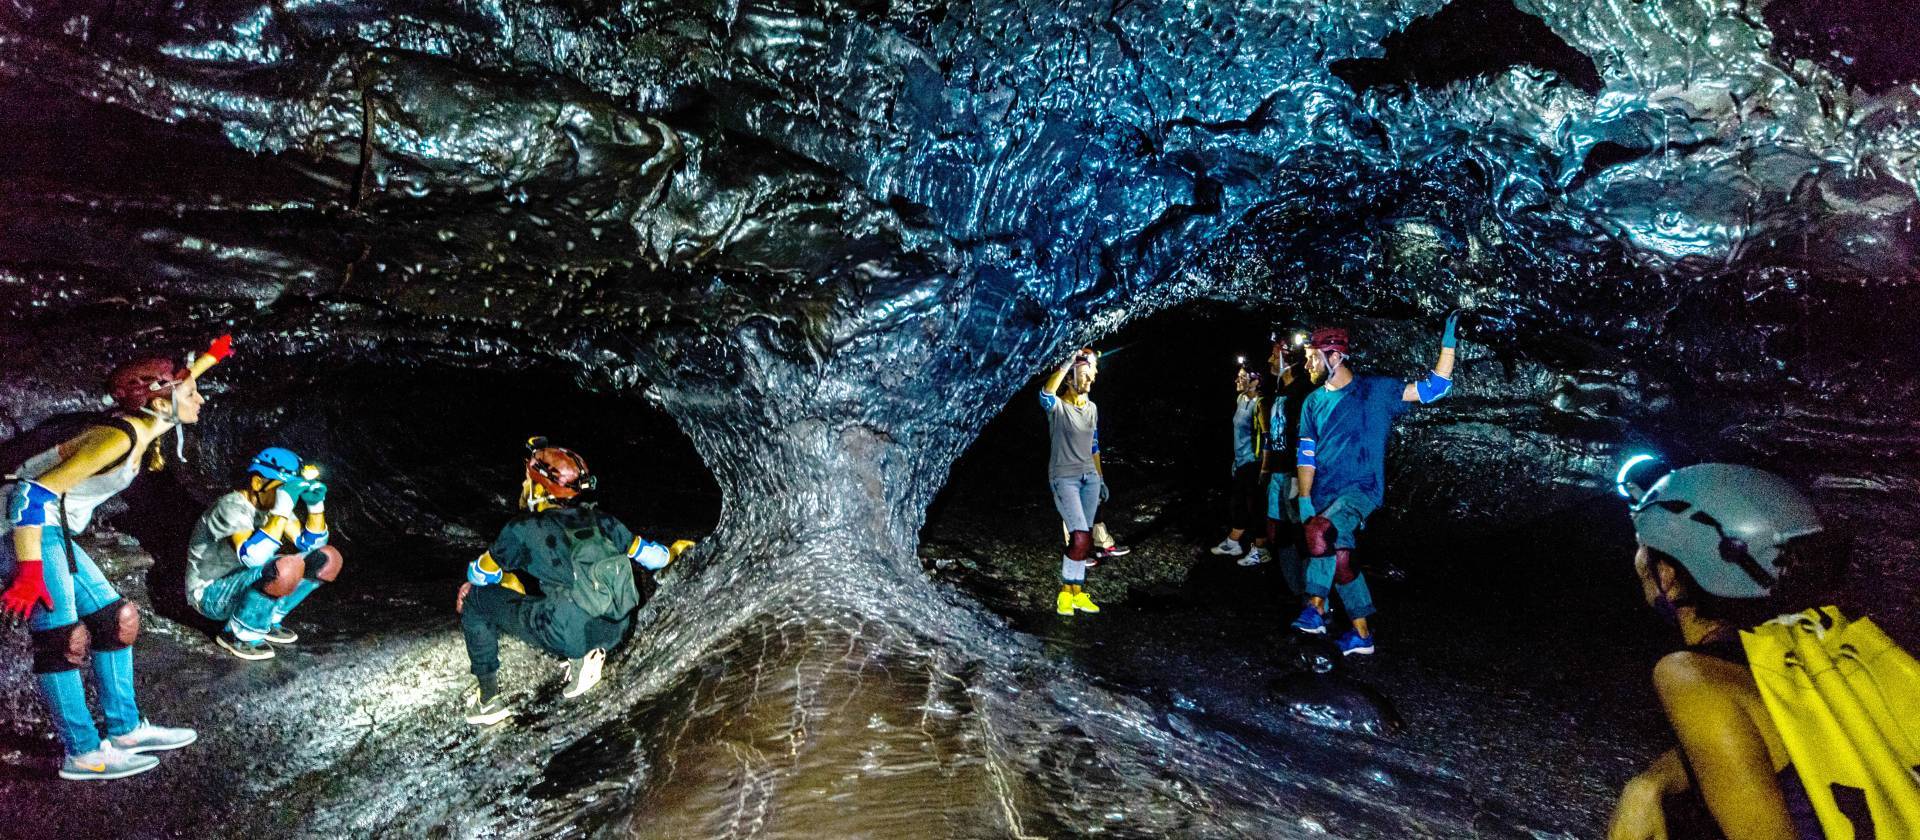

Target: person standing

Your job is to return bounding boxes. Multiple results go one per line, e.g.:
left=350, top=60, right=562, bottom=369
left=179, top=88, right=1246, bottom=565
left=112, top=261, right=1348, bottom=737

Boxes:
left=1257, top=334, right=1316, bottom=588
left=1209, top=364, right=1270, bottom=564
left=0, top=336, right=231, bottom=779
left=1040, top=349, right=1104, bottom=616
left=1291, top=313, right=1460, bottom=655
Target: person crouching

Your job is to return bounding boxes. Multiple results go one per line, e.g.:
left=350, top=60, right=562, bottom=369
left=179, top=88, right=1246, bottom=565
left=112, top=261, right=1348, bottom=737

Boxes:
left=186, top=447, right=342, bottom=660
left=455, top=437, right=680, bottom=726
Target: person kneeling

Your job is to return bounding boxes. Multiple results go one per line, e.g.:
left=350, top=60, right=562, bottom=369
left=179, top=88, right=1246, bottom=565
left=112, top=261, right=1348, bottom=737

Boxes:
left=187, top=447, right=342, bottom=660
left=455, top=438, right=681, bottom=726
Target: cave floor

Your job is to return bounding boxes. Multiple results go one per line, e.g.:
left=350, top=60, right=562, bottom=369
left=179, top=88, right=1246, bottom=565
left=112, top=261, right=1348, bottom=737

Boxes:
left=0, top=480, right=1696, bottom=839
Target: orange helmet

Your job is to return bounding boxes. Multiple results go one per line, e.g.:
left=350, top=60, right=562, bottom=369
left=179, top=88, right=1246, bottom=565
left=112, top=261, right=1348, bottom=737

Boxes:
left=525, top=437, right=593, bottom=498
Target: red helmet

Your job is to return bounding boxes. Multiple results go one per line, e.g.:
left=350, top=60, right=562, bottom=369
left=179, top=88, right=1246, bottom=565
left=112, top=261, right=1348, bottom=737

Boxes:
left=525, top=437, right=592, bottom=498
left=1307, top=327, right=1350, bottom=353
left=106, top=357, right=190, bottom=413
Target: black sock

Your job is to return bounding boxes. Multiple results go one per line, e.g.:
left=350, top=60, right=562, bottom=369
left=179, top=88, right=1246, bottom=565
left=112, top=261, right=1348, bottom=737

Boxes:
left=477, top=672, right=500, bottom=701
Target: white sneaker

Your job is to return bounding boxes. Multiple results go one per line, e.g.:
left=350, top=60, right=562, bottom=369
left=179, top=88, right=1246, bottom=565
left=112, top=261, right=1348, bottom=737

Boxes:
left=108, top=720, right=199, bottom=754
left=1237, top=547, right=1271, bottom=567
left=563, top=648, right=607, bottom=699
left=1209, top=539, right=1242, bottom=556
left=59, top=741, right=159, bottom=781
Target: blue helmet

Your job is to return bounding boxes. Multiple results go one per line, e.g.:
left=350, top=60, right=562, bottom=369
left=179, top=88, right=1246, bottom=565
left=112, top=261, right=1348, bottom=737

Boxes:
left=248, top=447, right=301, bottom=484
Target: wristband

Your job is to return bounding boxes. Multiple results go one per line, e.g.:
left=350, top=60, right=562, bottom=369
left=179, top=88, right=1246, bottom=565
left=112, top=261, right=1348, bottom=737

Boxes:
left=294, top=527, right=329, bottom=553
left=467, top=557, right=503, bottom=586
left=1415, top=370, right=1453, bottom=403
left=629, top=539, right=671, bottom=571
left=7, top=480, right=59, bottom=528
left=305, top=501, right=325, bottom=515
left=270, top=488, right=297, bottom=519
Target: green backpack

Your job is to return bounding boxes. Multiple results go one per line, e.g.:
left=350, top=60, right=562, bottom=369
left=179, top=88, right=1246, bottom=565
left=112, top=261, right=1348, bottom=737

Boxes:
left=557, top=510, right=638, bottom=620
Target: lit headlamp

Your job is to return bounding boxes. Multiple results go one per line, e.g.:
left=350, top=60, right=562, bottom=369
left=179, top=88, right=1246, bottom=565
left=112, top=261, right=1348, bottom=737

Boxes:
left=1615, top=453, right=1668, bottom=505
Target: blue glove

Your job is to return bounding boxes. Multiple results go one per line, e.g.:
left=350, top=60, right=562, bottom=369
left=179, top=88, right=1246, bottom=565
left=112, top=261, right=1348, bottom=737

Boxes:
left=1441, top=309, right=1462, bottom=350
left=1099, top=480, right=1110, bottom=503
left=1297, top=496, right=1315, bottom=521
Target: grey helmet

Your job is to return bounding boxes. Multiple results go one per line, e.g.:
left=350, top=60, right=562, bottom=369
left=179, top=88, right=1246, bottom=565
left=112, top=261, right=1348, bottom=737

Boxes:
left=1631, top=464, right=1825, bottom=599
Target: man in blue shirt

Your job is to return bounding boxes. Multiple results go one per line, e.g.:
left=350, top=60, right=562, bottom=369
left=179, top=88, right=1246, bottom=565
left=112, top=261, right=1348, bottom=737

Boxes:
left=1292, top=313, right=1461, bottom=655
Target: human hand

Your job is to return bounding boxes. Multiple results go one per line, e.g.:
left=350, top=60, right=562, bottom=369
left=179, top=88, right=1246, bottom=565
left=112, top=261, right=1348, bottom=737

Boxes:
left=0, top=561, right=51, bottom=620
left=456, top=582, right=472, bottom=614
left=205, top=333, right=234, bottom=362
left=1296, top=497, right=1315, bottom=521
left=1440, top=310, right=1462, bottom=350
left=1605, top=777, right=1669, bottom=840
left=1099, top=480, right=1110, bottom=503
left=299, top=480, right=328, bottom=510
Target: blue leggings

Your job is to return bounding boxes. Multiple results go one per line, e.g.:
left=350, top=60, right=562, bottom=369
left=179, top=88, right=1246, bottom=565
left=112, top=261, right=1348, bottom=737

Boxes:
left=1, top=529, right=141, bottom=755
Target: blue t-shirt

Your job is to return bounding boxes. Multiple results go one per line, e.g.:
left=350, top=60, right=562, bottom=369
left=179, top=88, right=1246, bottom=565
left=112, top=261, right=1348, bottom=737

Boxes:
left=1298, top=375, right=1410, bottom=509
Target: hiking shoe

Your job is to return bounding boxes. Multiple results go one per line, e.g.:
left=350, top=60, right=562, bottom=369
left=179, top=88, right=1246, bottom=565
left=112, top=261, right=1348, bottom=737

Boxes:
left=464, top=684, right=512, bottom=726
left=59, top=741, right=158, bottom=781
left=563, top=649, right=607, bottom=699
left=1098, top=544, right=1131, bottom=558
left=1208, top=539, right=1242, bottom=556
left=1237, top=547, right=1271, bottom=567
left=263, top=624, right=299, bottom=645
left=108, top=720, right=198, bottom=754
left=1056, top=590, right=1075, bottom=616
left=1337, top=629, right=1376, bottom=656
left=1072, top=592, right=1101, bottom=614
left=217, top=629, right=275, bottom=660
left=1291, top=605, right=1327, bottom=635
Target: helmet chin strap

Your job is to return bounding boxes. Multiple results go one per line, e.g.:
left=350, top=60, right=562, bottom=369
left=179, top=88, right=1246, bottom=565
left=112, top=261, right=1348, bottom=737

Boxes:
left=138, top=385, right=188, bottom=463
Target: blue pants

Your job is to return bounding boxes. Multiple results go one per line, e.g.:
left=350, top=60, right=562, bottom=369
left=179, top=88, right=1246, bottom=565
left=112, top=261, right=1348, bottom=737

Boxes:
left=1049, top=472, right=1102, bottom=583
left=1304, top=491, right=1377, bottom=621
left=194, top=553, right=327, bottom=641
left=0, top=528, right=141, bottom=755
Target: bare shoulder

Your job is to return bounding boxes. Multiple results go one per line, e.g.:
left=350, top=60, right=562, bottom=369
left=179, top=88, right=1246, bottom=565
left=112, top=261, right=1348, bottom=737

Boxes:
left=1653, top=651, right=1757, bottom=705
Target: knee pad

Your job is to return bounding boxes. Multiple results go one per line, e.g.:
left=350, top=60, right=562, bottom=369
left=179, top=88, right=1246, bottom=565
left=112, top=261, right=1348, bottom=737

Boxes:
left=82, top=599, right=140, bottom=652
left=1067, top=530, right=1093, bottom=562
left=30, top=623, right=88, bottom=674
left=1333, top=549, right=1358, bottom=586
left=256, top=556, right=303, bottom=598
left=308, top=545, right=344, bottom=582
left=1303, top=516, right=1338, bottom=557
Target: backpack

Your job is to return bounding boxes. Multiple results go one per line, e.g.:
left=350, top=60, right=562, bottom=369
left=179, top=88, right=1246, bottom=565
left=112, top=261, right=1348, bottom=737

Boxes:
left=1740, top=606, right=1920, bottom=839
left=555, top=510, right=638, bottom=620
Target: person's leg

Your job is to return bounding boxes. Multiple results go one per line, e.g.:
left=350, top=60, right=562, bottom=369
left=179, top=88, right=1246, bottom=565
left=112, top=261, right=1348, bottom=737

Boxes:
left=1324, top=495, right=1378, bottom=646
left=69, top=547, right=142, bottom=738
left=461, top=586, right=530, bottom=697
left=22, top=531, right=100, bottom=756
left=271, top=546, right=343, bottom=628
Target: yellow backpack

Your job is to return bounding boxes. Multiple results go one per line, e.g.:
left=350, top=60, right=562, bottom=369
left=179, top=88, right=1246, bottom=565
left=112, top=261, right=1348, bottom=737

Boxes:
left=1741, top=607, right=1920, bottom=839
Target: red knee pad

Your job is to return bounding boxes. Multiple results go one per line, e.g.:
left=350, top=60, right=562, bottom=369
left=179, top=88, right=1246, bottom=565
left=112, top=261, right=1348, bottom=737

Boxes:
left=1067, top=530, right=1093, bottom=561
left=30, top=623, right=88, bottom=673
left=82, top=599, right=140, bottom=651
left=1303, top=515, right=1338, bottom=557
left=1333, top=549, right=1358, bottom=585
left=313, top=545, right=344, bottom=582
left=261, top=555, right=305, bottom=597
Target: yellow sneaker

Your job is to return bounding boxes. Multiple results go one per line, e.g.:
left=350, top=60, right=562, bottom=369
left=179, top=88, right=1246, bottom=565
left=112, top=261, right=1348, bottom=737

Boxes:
left=1056, top=590, right=1075, bottom=615
left=1072, top=592, right=1101, bottom=613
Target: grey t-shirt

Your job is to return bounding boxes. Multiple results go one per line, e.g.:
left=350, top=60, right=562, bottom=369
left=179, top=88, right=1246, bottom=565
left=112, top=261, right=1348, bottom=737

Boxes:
left=1041, top=392, right=1100, bottom=479
left=187, top=491, right=269, bottom=596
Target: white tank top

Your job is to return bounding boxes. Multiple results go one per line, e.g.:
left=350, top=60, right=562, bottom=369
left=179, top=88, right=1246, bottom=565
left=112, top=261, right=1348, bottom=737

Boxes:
left=12, top=428, right=147, bottom=535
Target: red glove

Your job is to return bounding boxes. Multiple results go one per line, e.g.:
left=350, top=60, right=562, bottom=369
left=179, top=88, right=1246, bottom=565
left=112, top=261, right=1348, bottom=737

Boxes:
left=1, top=561, right=52, bottom=619
left=205, top=333, right=234, bottom=362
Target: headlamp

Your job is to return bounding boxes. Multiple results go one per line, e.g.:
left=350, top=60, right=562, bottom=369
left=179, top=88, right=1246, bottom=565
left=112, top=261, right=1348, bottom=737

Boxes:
left=1615, top=453, right=1665, bottom=504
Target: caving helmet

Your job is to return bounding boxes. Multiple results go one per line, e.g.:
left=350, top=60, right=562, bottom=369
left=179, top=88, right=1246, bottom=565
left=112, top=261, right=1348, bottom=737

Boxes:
left=1306, top=327, right=1349, bottom=354
left=525, top=436, right=594, bottom=499
left=248, top=447, right=302, bottom=484
left=106, top=357, right=191, bottom=414
left=1630, top=464, right=1825, bottom=600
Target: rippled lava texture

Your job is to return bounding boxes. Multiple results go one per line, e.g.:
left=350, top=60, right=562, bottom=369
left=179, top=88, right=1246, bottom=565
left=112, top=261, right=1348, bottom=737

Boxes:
left=2, top=0, right=1918, bottom=835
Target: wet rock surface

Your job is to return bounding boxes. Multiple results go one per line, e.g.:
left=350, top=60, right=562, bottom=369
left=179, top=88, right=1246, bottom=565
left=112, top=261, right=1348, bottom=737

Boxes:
left=2, top=0, right=1918, bottom=836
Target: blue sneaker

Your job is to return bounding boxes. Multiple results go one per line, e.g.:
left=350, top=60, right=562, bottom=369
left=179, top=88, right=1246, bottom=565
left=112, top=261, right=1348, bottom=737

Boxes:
left=1291, top=605, right=1326, bottom=635
left=1336, top=629, right=1375, bottom=656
